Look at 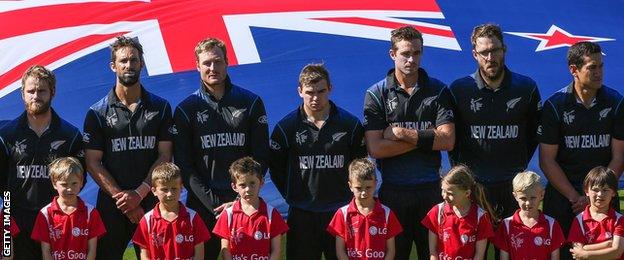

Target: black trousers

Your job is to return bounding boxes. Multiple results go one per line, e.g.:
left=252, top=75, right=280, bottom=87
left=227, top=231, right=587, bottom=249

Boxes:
left=379, top=182, right=441, bottom=260
left=286, top=207, right=337, bottom=260
left=95, top=191, right=157, bottom=260
left=12, top=209, right=41, bottom=260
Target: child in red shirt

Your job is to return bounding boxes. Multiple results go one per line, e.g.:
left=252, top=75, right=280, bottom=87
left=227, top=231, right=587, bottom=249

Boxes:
left=31, top=157, right=106, bottom=260
left=212, top=157, right=288, bottom=260
left=132, top=162, right=211, bottom=260
left=421, top=165, right=495, bottom=260
left=1, top=212, right=19, bottom=260
left=327, top=158, right=402, bottom=260
left=568, top=166, right=624, bottom=259
left=492, top=171, right=565, bottom=260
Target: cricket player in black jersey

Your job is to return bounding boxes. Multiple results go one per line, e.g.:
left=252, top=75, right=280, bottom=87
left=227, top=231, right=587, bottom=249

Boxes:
left=173, top=38, right=270, bottom=259
left=449, top=24, right=541, bottom=220
left=363, top=26, right=455, bottom=260
left=539, top=41, right=624, bottom=260
left=83, top=36, right=173, bottom=259
left=269, top=63, right=366, bottom=259
left=0, top=65, right=83, bottom=259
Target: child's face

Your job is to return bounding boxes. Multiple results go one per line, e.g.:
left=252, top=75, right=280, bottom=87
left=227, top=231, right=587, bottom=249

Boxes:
left=586, top=184, right=615, bottom=209
left=513, top=187, right=544, bottom=212
left=348, top=178, right=376, bottom=201
left=152, top=178, right=182, bottom=204
left=441, top=181, right=470, bottom=206
left=231, top=174, right=263, bottom=202
left=53, top=174, right=83, bottom=199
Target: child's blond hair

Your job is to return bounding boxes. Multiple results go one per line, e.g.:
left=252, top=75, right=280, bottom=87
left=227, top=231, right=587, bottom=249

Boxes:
left=229, top=157, right=263, bottom=182
left=151, top=162, right=182, bottom=185
left=512, top=171, right=543, bottom=192
left=348, top=158, right=376, bottom=182
left=49, top=157, right=83, bottom=184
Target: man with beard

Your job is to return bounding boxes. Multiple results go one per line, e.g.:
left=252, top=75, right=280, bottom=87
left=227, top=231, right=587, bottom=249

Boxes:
left=363, top=26, right=455, bottom=260
left=539, top=41, right=624, bottom=260
left=83, top=36, right=173, bottom=259
left=173, top=38, right=269, bottom=259
left=448, top=24, right=541, bottom=221
left=0, top=65, right=83, bottom=259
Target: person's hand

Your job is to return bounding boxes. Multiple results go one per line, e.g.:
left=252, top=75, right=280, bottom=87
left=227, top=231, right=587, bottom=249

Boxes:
left=383, top=126, right=402, bottom=141
left=125, top=207, right=145, bottom=224
left=570, top=246, right=588, bottom=260
left=113, top=190, right=142, bottom=213
left=214, top=201, right=234, bottom=218
left=571, top=195, right=589, bottom=214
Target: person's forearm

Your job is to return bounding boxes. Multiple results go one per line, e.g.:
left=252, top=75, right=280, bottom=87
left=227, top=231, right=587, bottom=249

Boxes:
left=540, top=159, right=580, bottom=200
left=87, top=162, right=121, bottom=196
left=395, top=127, right=454, bottom=151
left=583, top=240, right=612, bottom=250
left=367, top=138, right=415, bottom=158
left=584, top=246, right=623, bottom=259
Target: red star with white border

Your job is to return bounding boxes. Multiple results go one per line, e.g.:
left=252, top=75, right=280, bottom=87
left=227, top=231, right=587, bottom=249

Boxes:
left=505, top=25, right=614, bottom=51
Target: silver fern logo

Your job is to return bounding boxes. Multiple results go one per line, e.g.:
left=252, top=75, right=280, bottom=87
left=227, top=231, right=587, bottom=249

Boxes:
left=231, top=108, right=247, bottom=119
left=599, top=108, right=611, bottom=121
left=506, top=97, right=522, bottom=112
left=144, top=111, right=159, bottom=122
left=50, top=140, right=65, bottom=151
left=422, top=96, right=436, bottom=107
left=332, top=132, right=347, bottom=142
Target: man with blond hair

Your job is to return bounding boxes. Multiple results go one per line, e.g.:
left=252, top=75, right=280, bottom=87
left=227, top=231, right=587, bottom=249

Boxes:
left=269, top=63, right=366, bottom=259
left=173, top=37, right=269, bottom=259
left=0, top=65, right=83, bottom=259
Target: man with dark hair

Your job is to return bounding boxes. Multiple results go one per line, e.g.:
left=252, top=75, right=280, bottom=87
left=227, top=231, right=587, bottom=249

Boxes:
left=0, top=65, right=83, bottom=259
left=539, top=41, right=624, bottom=260
left=173, top=37, right=270, bottom=259
left=449, top=23, right=541, bottom=220
left=84, top=36, right=173, bottom=259
left=269, top=63, right=366, bottom=259
left=363, top=26, right=455, bottom=260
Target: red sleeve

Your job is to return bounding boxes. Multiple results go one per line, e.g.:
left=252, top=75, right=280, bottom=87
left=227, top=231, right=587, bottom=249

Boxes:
left=614, top=216, right=624, bottom=237
left=326, top=209, right=346, bottom=239
left=567, top=216, right=586, bottom=244
left=30, top=212, right=50, bottom=243
left=191, top=213, right=211, bottom=245
left=491, top=222, right=509, bottom=252
left=211, top=210, right=230, bottom=240
left=131, top=217, right=150, bottom=249
left=420, top=205, right=439, bottom=233
left=87, top=209, right=106, bottom=239
left=549, top=220, right=565, bottom=252
left=269, top=208, right=288, bottom=238
left=476, top=213, right=495, bottom=240
left=386, top=210, right=403, bottom=239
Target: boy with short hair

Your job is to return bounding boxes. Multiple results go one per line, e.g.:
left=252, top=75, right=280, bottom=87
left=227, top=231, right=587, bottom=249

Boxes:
left=568, top=166, right=624, bottom=259
left=132, top=162, right=211, bottom=260
left=212, top=157, right=288, bottom=260
left=492, top=171, right=565, bottom=260
left=327, top=158, right=402, bottom=260
left=31, top=157, right=106, bottom=260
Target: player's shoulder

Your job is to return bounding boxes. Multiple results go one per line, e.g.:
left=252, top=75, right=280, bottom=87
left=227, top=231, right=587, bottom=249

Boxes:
left=449, top=75, right=476, bottom=91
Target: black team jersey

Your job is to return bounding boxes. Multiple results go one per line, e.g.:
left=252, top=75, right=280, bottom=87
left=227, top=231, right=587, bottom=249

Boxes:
left=83, top=87, right=173, bottom=190
left=173, top=77, right=269, bottom=212
left=449, top=67, right=541, bottom=183
left=363, top=68, right=454, bottom=186
left=0, top=109, right=83, bottom=215
left=539, top=84, right=624, bottom=185
left=269, top=102, right=366, bottom=212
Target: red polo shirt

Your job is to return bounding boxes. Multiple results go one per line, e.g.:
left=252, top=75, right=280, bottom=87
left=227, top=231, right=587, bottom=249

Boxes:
left=568, top=206, right=624, bottom=259
left=492, top=210, right=564, bottom=259
left=31, top=197, right=106, bottom=260
left=212, top=199, right=288, bottom=259
left=421, top=202, right=494, bottom=260
left=326, top=199, right=402, bottom=260
left=132, top=202, right=211, bottom=260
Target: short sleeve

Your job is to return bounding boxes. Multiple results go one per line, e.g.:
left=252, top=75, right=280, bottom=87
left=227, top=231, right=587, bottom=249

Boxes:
left=420, top=205, right=440, bottom=233
left=269, top=208, right=288, bottom=238
left=1, top=213, right=19, bottom=237
left=538, top=100, right=560, bottom=145
left=191, top=213, right=211, bottom=245
left=131, top=217, right=150, bottom=249
left=435, top=87, right=455, bottom=127
left=363, top=88, right=388, bottom=131
left=211, top=209, right=231, bottom=240
left=567, top=216, right=586, bottom=244
left=476, top=213, right=495, bottom=240
left=83, top=109, right=105, bottom=151
left=491, top=222, right=509, bottom=252
left=30, top=212, right=50, bottom=243
left=326, top=209, right=346, bottom=239
left=87, top=209, right=107, bottom=239
left=386, top=210, right=403, bottom=239
left=613, top=97, right=624, bottom=140
left=549, top=220, right=565, bottom=252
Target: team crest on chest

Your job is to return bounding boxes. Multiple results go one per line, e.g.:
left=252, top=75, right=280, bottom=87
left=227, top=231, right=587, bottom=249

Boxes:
left=563, top=110, right=575, bottom=125
left=13, top=139, right=27, bottom=155
left=197, top=110, right=209, bottom=124
left=506, top=97, right=522, bottom=112
left=510, top=232, right=524, bottom=249
left=599, top=108, right=611, bottom=121
left=387, top=97, right=398, bottom=112
left=470, top=98, right=483, bottom=113
left=295, top=130, right=308, bottom=145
